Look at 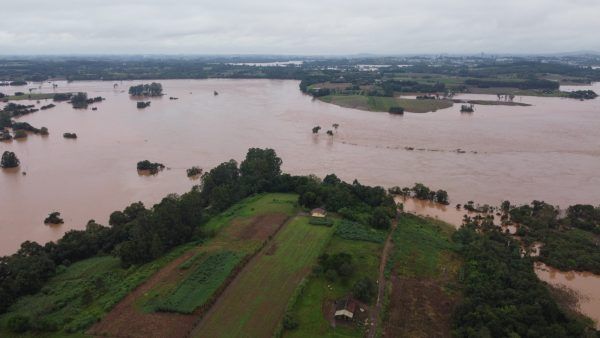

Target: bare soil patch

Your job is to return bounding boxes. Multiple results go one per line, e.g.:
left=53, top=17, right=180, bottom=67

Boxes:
left=383, top=276, right=458, bottom=338
left=87, top=249, right=199, bottom=338
left=230, top=213, right=289, bottom=241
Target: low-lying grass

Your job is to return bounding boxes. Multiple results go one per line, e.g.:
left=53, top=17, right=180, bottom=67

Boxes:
left=334, top=220, right=386, bottom=243
left=157, top=251, right=242, bottom=314
left=319, top=94, right=453, bottom=113
left=387, top=213, right=458, bottom=278
left=201, top=193, right=298, bottom=234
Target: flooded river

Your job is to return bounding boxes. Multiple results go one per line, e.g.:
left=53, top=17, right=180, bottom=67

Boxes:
left=1, top=79, right=600, bottom=254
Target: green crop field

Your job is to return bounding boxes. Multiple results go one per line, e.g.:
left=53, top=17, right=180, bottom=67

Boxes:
left=157, top=251, right=242, bottom=314
left=137, top=193, right=299, bottom=314
left=285, top=223, right=384, bottom=338
left=334, top=220, right=386, bottom=243
left=387, top=214, right=458, bottom=278
left=0, top=243, right=197, bottom=337
left=192, top=216, right=334, bottom=338
left=319, top=94, right=454, bottom=113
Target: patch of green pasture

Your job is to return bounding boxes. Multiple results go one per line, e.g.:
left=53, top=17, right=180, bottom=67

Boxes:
left=388, top=214, right=457, bottom=278
left=202, top=193, right=298, bottom=233
left=320, top=95, right=453, bottom=113
left=4, top=93, right=58, bottom=101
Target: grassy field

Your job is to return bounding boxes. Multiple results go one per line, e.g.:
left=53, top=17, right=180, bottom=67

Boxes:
left=284, top=221, right=386, bottom=338
left=383, top=214, right=461, bottom=337
left=201, top=193, right=298, bottom=234
left=0, top=243, right=197, bottom=337
left=319, top=94, right=453, bottom=113
left=192, top=216, right=334, bottom=338
left=3, top=93, right=60, bottom=101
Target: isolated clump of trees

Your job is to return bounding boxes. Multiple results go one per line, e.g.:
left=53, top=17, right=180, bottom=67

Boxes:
left=70, top=92, right=88, bottom=109
left=137, top=101, right=151, bottom=109
left=1, top=151, right=20, bottom=168
left=186, top=166, right=202, bottom=177
left=388, top=106, right=404, bottom=114
left=137, top=160, right=165, bottom=174
left=63, top=133, right=77, bottom=139
left=44, top=212, right=64, bottom=225
left=129, top=83, right=163, bottom=97
left=388, top=183, right=449, bottom=205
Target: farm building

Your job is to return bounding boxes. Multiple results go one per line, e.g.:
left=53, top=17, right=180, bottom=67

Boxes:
left=311, top=208, right=327, bottom=218
left=334, top=297, right=358, bottom=321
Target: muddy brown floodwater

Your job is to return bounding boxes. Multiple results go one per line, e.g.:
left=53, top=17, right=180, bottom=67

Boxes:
left=535, top=262, right=600, bottom=329
left=1, top=79, right=600, bottom=255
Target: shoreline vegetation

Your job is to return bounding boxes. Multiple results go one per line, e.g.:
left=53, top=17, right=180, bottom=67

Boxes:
left=0, top=148, right=598, bottom=336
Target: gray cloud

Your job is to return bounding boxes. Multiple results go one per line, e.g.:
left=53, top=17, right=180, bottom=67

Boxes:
left=0, top=0, right=598, bottom=54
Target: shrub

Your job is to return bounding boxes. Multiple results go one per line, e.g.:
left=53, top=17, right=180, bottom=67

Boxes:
left=7, top=315, right=30, bottom=333
left=353, top=277, right=377, bottom=303
left=308, top=217, right=333, bottom=226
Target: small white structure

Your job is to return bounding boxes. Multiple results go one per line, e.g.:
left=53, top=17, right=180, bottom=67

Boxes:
left=311, top=208, right=327, bottom=218
left=334, top=297, right=357, bottom=321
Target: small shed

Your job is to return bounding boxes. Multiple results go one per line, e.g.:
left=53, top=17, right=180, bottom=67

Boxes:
left=334, top=297, right=357, bottom=321
left=311, top=208, right=327, bottom=218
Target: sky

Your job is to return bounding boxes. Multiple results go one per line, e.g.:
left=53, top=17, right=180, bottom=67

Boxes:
left=0, top=0, right=599, bottom=55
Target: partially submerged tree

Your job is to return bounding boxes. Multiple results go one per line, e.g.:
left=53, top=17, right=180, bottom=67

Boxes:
left=44, top=212, right=64, bottom=225
left=1, top=151, right=20, bottom=168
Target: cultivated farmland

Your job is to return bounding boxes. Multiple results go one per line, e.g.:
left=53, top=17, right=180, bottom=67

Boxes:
left=191, top=216, right=334, bottom=338
left=88, top=193, right=298, bottom=338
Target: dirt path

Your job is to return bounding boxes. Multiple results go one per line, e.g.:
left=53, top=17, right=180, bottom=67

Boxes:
left=367, top=219, right=397, bottom=338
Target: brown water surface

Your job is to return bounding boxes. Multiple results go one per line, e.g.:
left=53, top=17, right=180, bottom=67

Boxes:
left=535, top=262, right=600, bottom=329
left=1, top=79, right=600, bottom=255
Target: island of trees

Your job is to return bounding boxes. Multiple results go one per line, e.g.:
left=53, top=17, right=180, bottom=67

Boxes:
left=129, top=83, right=163, bottom=97
left=63, top=133, right=77, bottom=139
left=137, top=160, right=165, bottom=174
left=186, top=166, right=202, bottom=177
left=1, top=151, right=20, bottom=168
left=44, top=212, right=64, bottom=225
left=136, top=101, right=151, bottom=109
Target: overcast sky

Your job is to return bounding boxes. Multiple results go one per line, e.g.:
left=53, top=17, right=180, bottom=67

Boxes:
left=1, top=0, right=599, bottom=55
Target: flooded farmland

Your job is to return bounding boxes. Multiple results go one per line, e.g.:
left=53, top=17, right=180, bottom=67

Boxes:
left=1, top=79, right=600, bottom=254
